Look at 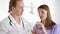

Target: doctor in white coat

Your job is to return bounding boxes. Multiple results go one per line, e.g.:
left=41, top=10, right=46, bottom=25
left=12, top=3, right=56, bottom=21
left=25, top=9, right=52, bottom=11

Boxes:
left=0, top=0, right=33, bottom=34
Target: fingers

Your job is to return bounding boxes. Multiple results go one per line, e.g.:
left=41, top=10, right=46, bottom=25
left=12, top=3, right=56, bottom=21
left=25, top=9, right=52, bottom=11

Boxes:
left=31, top=30, right=36, bottom=34
left=36, top=21, right=45, bottom=30
left=36, top=21, right=43, bottom=26
left=31, top=30, right=39, bottom=34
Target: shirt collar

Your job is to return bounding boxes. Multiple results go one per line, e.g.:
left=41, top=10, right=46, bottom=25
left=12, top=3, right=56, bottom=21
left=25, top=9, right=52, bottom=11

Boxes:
left=8, top=14, right=23, bottom=24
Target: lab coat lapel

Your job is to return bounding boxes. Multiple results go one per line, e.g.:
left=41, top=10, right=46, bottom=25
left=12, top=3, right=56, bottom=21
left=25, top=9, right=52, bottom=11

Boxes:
left=8, top=15, right=18, bottom=31
left=9, top=15, right=23, bottom=32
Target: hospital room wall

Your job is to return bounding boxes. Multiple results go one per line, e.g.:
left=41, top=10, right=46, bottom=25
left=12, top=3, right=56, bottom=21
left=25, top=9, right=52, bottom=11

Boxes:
left=0, top=0, right=60, bottom=24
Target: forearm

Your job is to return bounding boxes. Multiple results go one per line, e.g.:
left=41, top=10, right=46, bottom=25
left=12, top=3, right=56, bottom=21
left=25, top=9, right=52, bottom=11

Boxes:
left=43, top=29, right=47, bottom=34
left=43, top=31, right=47, bottom=34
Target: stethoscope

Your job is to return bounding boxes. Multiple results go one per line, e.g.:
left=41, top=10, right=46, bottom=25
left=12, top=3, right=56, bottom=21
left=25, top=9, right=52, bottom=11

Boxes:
left=8, top=16, right=25, bottom=32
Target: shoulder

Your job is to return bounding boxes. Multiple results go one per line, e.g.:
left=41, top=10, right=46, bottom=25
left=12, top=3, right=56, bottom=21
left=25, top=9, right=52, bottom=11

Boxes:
left=21, top=17, right=31, bottom=24
left=53, top=24, right=60, bottom=29
left=0, top=17, right=10, bottom=32
left=52, top=24, right=60, bottom=32
left=0, top=16, right=10, bottom=29
left=0, top=17, right=9, bottom=25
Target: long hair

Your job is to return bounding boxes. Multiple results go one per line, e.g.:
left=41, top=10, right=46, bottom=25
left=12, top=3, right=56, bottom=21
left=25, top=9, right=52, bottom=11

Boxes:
left=38, top=4, right=56, bottom=29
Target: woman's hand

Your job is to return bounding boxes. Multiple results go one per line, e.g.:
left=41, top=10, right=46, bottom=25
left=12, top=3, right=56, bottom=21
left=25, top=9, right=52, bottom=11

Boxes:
left=36, top=22, right=47, bottom=34
left=31, top=30, right=40, bottom=34
left=36, top=22, right=45, bottom=31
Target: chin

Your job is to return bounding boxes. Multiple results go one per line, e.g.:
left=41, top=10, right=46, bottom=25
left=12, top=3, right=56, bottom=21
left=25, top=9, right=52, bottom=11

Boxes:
left=19, top=14, right=23, bottom=16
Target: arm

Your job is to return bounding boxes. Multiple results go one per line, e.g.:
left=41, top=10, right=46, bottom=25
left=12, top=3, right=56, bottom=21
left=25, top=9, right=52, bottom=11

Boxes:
left=0, top=23, right=8, bottom=34
left=37, top=22, right=47, bottom=34
left=42, top=29, right=47, bottom=34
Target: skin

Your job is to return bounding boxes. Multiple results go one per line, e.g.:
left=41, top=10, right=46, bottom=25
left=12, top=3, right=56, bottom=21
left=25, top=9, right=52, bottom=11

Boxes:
left=38, top=8, right=47, bottom=25
left=32, top=8, right=48, bottom=34
left=11, top=0, right=24, bottom=24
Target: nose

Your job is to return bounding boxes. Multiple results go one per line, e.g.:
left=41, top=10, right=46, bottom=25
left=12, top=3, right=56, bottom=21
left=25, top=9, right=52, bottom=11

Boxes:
left=21, top=8, right=24, bottom=12
left=39, top=13, right=43, bottom=18
left=39, top=13, right=42, bottom=16
left=22, top=9, right=23, bottom=12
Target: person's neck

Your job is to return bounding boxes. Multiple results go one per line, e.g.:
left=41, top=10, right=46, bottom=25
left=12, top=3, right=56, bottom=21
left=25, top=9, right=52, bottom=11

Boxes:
left=11, top=13, right=21, bottom=24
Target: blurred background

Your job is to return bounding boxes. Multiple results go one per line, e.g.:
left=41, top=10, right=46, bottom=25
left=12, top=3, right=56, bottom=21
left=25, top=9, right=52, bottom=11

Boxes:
left=0, top=0, right=60, bottom=24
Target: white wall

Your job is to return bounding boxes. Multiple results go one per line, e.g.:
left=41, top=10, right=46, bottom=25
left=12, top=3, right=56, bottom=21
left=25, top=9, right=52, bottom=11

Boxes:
left=0, top=0, right=9, bottom=21
left=0, top=0, right=60, bottom=24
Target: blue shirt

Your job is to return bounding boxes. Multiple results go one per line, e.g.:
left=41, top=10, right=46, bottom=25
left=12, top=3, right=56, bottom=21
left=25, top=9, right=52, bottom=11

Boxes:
left=33, top=24, right=60, bottom=34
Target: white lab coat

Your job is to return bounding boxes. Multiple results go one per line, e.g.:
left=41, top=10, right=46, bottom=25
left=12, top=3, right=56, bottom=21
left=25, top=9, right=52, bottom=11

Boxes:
left=0, top=15, right=33, bottom=34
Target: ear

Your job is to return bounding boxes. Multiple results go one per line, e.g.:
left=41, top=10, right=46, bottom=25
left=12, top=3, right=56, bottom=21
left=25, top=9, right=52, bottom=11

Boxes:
left=11, top=6, right=14, bottom=10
